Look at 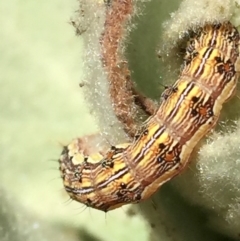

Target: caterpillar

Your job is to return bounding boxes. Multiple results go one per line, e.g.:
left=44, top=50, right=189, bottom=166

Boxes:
left=59, top=22, right=240, bottom=212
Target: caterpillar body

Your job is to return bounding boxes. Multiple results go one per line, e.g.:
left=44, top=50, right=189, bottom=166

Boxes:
left=59, top=22, right=240, bottom=212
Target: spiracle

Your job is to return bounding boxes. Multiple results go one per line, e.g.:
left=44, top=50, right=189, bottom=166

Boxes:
left=59, top=22, right=240, bottom=212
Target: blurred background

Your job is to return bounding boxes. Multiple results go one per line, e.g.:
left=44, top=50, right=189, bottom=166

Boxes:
left=0, top=1, right=148, bottom=241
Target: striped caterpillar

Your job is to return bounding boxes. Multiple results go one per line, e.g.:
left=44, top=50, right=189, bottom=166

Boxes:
left=59, top=22, right=240, bottom=212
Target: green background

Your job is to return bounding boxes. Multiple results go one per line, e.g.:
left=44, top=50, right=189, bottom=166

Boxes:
left=0, top=1, right=147, bottom=241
